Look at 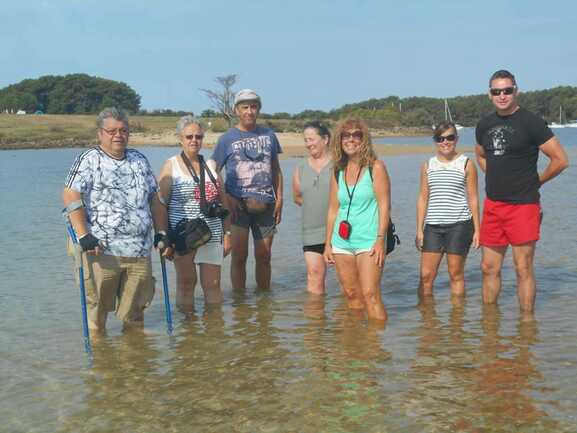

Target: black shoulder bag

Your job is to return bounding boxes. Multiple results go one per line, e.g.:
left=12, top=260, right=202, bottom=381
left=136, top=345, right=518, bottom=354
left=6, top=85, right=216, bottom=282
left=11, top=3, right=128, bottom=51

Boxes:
left=171, top=153, right=213, bottom=255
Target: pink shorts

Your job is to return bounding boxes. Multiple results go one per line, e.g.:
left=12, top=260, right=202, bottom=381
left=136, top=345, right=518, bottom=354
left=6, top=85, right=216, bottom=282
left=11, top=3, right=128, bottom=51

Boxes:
left=480, top=199, right=541, bottom=247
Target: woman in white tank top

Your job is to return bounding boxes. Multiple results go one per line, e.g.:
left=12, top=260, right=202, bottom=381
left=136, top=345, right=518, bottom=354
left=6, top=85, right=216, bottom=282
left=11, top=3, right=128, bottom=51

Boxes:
left=157, top=116, right=231, bottom=311
left=415, top=122, right=480, bottom=301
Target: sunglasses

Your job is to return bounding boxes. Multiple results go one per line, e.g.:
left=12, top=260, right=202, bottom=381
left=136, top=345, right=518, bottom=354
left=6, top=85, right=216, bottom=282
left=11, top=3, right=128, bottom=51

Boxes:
left=341, top=131, right=363, bottom=141
left=185, top=134, right=204, bottom=140
left=101, top=128, right=129, bottom=136
left=433, top=134, right=457, bottom=143
left=489, top=87, right=515, bottom=96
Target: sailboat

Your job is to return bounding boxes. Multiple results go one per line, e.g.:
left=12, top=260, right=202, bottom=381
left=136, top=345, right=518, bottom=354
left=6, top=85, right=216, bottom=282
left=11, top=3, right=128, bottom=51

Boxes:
left=550, top=106, right=567, bottom=128
left=549, top=106, right=577, bottom=128
left=444, top=99, right=463, bottom=130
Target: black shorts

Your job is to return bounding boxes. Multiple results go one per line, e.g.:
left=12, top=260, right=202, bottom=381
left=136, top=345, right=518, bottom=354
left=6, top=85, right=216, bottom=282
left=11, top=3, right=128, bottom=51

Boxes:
left=422, top=219, right=474, bottom=256
left=303, top=243, right=325, bottom=255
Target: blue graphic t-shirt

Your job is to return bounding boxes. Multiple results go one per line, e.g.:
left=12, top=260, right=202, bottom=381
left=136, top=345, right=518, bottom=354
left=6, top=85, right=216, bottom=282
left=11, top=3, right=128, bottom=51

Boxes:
left=65, top=147, right=158, bottom=257
left=210, top=126, right=282, bottom=202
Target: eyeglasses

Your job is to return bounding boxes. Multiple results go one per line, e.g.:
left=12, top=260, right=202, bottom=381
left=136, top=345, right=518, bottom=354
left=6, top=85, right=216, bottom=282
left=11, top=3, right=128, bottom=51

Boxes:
left=101, top=128, right=129, bottom=136
left=489, top=87, right=515, bottom=96
left=433, top=134, right=457, bottom=143
left=341, top=131, right=363, bottom=141
left=184, top=134, right=204, bottom=140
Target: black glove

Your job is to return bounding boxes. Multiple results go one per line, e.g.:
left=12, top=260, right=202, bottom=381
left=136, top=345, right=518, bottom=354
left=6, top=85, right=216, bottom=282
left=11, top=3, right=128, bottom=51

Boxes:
left=154, top=231, right=171, bottom=250
left=78, top=233, right=100, bottom=251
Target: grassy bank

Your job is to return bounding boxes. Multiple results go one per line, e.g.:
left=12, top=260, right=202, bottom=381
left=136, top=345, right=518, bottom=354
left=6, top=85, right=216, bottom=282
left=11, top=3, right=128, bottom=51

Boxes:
left=0, top=114, right=432, bottom=150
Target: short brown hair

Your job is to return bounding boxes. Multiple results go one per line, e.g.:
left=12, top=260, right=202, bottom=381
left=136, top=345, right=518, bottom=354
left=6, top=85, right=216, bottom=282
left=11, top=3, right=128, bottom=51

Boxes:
left=433, top=121, right=457, bottom=138
left=489, top=69, right=517, bottom=87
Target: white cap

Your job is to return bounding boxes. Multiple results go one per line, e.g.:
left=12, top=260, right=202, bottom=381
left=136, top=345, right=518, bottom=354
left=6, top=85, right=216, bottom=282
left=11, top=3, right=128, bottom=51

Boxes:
left=234, top=89, right=261, bottom=107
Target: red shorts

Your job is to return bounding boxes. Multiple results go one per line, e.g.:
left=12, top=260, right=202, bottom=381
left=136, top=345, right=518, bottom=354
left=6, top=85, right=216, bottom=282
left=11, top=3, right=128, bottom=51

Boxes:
left=480, top=199, right=541, bottom=247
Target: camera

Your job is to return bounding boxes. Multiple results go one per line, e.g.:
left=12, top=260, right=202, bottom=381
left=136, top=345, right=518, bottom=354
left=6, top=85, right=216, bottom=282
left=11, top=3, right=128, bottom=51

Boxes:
left=201, top=201, right=229, bottom=219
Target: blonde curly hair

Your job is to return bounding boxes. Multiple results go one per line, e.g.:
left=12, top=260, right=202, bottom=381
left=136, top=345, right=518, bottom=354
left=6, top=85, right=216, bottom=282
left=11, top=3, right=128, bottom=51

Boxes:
left=331, top=117, right=376, bottom=171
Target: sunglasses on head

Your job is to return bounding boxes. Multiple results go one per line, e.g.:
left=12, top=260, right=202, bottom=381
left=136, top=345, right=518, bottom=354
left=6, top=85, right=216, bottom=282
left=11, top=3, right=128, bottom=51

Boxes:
left=185, top=134, right=204, bottom=140
left=341, top=131, right=363, bottom=140
left=489, top=87, right=515, bottom=96
left=433, top=134, right=457, bottom=143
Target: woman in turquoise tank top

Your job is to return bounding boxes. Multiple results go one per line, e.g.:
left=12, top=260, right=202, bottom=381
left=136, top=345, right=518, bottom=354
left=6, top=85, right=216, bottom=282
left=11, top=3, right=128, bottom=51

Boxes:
left=324, top=118, right=391, bottom=322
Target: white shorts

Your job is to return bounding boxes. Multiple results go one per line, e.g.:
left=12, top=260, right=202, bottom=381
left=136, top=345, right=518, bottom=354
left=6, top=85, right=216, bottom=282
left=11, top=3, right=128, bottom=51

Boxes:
left=194, top=241, right=223, bottom=265
left=331, top=246, right=372, bottom=256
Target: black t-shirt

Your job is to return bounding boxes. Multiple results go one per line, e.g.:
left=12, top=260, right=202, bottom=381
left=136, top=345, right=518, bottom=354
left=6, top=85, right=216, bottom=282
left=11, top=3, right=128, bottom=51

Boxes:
left=475, top=107, right=553, bottom=203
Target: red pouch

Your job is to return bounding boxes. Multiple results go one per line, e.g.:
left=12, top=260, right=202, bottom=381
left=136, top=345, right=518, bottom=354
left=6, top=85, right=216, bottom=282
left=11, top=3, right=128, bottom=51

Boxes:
left=338, top=220, right=352, bottom=240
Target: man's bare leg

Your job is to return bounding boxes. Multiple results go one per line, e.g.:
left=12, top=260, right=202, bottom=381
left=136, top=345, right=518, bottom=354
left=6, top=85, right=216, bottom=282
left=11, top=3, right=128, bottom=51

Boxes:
left=511, top=242, right=537, bottom=312
left=230, top=226, right=250, bottom=290
left=481, top=245, right=507, bottom=304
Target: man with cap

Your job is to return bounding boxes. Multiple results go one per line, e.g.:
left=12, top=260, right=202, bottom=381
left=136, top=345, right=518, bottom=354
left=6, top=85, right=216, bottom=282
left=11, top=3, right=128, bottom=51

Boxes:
left=210, top=89, right=283, bottom=290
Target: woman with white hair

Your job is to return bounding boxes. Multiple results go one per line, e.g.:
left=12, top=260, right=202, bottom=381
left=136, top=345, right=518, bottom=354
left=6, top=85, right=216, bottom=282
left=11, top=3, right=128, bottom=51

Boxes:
left=158, top=116, right=231, bottom=311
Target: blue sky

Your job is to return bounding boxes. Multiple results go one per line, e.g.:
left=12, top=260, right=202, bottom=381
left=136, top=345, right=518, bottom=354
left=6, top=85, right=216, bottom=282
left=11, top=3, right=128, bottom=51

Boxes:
left=2, top=0, right=576, bottom=114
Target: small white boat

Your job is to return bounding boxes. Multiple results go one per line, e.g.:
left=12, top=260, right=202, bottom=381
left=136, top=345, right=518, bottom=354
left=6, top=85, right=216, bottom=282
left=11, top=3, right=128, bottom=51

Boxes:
left=549, top=106, right=575, bottom=128
left=444, top=99, right=464, bottom=129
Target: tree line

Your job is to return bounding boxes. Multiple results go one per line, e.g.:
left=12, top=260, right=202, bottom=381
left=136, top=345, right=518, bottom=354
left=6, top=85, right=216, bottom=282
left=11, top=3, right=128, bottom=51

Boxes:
left=2, top=74, right=576, bottom=128
left=0, top=74, right=141, bottom=114
left=275, top=87, right=577, bottom=127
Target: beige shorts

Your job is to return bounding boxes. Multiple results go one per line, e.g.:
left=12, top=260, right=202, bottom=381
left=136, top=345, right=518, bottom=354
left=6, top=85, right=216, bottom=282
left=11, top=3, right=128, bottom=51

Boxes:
left=175, top=240, right=223, bottom=265
left=81, top=254, right=155, bottom=324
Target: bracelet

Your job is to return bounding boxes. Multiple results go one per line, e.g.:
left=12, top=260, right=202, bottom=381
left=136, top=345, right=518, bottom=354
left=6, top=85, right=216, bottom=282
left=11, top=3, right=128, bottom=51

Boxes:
left=376, top=234, right=385, bottom=238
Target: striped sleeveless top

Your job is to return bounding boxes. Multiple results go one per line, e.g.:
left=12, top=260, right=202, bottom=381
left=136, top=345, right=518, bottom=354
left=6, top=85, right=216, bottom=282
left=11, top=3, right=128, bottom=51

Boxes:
left=425, top=154, right=472, bottom=225
left=167, top=156, right=223, bottom=244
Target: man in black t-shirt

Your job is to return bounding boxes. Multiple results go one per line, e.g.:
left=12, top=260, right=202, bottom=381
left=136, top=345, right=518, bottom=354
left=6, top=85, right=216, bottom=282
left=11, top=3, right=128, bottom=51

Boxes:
left=475, top=70, right=569, bottom=313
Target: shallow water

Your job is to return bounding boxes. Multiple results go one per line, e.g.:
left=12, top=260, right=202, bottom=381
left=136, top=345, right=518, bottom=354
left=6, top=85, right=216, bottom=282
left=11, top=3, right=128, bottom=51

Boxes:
left=1, top=140, right=576, bottom=432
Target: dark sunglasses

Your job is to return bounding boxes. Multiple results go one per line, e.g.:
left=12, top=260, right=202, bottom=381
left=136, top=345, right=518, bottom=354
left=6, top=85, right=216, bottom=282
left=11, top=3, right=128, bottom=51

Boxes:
left=489, top=87, right=515, bottom=96
left=185, top=134, right=204, bottom=140
left=433, top=134, right=457, bottom=143
left=341, top=131, right=363, bottom=140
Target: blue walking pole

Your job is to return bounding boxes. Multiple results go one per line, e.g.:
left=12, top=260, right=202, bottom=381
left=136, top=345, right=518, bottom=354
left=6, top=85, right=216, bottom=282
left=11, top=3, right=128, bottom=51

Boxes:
left=158, top=239, right=173, bottom=335
left=65, top=222, right=92, bottom=355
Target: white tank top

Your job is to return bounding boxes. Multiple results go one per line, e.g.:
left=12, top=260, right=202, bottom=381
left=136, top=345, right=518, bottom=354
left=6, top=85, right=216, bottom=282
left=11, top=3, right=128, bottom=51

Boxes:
left=425, top=154, right=472, bottom=225
left=167, top=156, right=223, bottom=243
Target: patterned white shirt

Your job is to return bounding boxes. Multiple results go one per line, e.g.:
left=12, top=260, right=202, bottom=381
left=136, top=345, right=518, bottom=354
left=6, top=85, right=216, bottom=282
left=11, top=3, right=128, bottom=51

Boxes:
left=65, top=147, right=158, bottom=257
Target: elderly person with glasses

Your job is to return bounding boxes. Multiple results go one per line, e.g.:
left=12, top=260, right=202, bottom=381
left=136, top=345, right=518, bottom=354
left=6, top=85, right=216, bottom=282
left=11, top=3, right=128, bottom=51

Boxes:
left=62, top=107, right=167, bottom=331
left=157, top=116, right=231, bottom=311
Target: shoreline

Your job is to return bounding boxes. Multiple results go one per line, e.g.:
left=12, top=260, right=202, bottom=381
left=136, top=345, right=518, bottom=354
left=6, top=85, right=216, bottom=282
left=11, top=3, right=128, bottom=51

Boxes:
left=0, top=131, right=472, bottom=156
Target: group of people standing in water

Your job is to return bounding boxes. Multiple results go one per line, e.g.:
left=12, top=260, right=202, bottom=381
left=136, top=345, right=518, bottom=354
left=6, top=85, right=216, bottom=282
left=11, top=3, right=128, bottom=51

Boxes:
left=62, top=69, right=569, bottom=332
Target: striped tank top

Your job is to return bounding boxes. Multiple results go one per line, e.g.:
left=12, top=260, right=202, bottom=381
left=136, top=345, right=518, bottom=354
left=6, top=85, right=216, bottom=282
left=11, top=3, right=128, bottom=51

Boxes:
left=167, top=156, right=223, bottom=243
left=425, top=154, right=472, bottom=225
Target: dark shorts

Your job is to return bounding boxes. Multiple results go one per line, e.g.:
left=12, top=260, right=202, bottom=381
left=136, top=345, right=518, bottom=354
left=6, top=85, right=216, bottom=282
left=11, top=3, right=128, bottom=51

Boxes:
left=422, top=219, right=474, bottom=256
left=303, top=243, right=325, bottom=254
left=232, top=202, right=276, bottom=240
left=480, top=199, right=541, bottom=247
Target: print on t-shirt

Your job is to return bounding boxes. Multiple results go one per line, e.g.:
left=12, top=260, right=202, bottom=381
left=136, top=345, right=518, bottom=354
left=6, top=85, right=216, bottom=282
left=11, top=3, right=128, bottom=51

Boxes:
left=230, top=135, right=273, bottom=198
left=486, top=125, right=515, bottom=156
left=211, top=127, right=282, bottom=202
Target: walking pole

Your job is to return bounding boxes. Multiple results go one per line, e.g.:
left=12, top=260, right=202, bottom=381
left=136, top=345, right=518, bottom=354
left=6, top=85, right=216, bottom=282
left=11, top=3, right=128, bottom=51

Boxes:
left=65, top=221, right=92, bottom=355
left=158, top=240, right=173, bottom=335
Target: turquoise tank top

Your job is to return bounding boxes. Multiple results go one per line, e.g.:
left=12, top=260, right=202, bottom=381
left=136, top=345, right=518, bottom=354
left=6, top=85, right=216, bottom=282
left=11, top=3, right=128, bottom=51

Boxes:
left=331, top=168, right=378, bottom=249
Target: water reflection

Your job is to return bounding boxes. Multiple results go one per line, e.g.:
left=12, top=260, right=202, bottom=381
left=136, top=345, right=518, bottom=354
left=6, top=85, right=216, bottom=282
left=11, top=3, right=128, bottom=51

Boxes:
left=406, top=301, right=558, bottom=432
left=470, top=306, right=552, bottom=431
left=59, top=331, right=164, bottom=433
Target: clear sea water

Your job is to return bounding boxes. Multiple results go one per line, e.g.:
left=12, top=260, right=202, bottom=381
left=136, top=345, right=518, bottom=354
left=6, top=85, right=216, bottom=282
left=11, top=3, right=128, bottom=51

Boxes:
left=1, top=128, right=576, bottom=433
